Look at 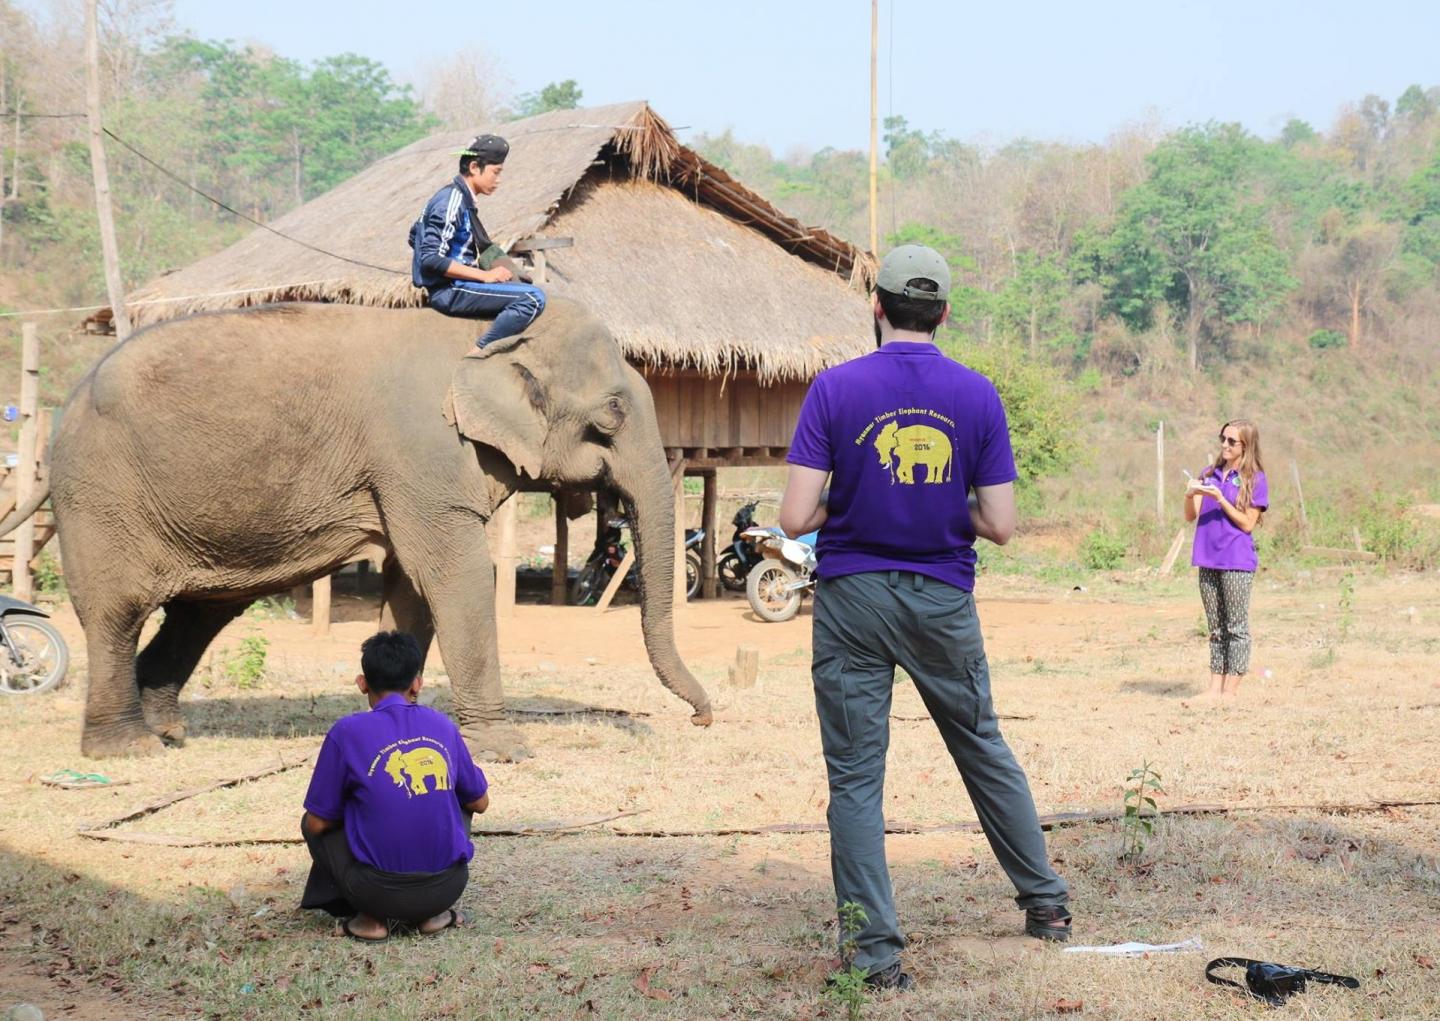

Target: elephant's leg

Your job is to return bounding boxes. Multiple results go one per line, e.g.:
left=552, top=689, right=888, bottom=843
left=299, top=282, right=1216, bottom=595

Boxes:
left=136, top=600, right=247, bottom=745
left=396, top=530, right=529, bottom=762
left=379, top=557, right=435, bottom=664
left=80, top=600, right=166, bottom=759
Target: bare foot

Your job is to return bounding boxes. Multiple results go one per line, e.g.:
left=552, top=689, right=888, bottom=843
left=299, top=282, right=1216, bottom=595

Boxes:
left=419, top=908, right=464, bottom=935
left=335, top=912, right=388, bottom=941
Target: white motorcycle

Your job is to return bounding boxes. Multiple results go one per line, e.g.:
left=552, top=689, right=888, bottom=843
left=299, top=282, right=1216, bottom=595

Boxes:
left=742, top=527, right=817, bottom=623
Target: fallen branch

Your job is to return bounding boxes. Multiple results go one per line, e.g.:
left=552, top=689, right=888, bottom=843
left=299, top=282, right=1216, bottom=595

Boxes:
left=77, top=753, right=315, bottom=841
left=508, top=705, right=649, bottom=719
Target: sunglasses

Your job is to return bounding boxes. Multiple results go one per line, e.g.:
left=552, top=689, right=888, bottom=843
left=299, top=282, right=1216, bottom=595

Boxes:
left=1219, top=436, right=1243, bottom=447
left=1207, top=957, right=1359, bottom=1006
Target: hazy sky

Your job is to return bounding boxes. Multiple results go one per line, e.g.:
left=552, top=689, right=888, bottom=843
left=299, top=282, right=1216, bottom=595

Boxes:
left=131, top=1, right=1440, bottom=152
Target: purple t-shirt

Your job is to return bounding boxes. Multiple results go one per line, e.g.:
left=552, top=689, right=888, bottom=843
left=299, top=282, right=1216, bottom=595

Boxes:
left=1191, top=468, right=1269, bottom=572
left=786, top=341, right=1018, bottom=592
left=304, top=694, right=488, bottom=873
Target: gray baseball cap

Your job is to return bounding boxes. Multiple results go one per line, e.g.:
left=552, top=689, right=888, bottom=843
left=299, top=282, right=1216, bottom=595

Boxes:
left=876, top=244, right=951, bottom=301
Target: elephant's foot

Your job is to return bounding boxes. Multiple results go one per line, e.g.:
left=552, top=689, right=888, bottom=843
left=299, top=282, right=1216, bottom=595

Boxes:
left=460, top=722, right=532, bottom=762
left=82, top=720, right=167, bottom=759
left=139, top=686, right=188, bottom=746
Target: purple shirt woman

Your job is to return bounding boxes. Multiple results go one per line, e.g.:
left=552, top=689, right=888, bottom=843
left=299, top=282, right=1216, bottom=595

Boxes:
left=1185, top=419, right=1269, bottom=697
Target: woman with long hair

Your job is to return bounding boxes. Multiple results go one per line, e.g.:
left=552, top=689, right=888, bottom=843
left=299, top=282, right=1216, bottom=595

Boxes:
left=1184, top=419, right=1268, bottom=697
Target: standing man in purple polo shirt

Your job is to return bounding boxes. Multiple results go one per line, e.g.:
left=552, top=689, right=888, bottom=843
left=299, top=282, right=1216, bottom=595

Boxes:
left=779, top=244, right=1070, bottom=991
left=301, top=631, right=489, bottom=941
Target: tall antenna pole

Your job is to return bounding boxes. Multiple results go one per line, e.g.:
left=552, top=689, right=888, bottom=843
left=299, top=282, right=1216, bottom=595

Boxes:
left=868, top=0, right=879, bottom=255
left=85, top=0, right=131, bottom=339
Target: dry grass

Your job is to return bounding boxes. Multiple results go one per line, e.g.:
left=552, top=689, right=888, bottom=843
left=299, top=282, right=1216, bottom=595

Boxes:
left=2, top=568, right=1439, bottom=1019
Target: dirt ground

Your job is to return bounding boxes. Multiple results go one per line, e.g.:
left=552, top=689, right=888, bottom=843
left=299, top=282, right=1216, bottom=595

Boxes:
left=2, top=567, right=1439, bottom=1019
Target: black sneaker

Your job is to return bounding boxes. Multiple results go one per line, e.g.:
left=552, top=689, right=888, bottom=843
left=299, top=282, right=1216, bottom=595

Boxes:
left=862, top=961, right=914, bottom=991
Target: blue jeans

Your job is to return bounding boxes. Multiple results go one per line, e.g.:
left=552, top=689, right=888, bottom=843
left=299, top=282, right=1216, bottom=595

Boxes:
left=427, top=280, right=547, bottom=346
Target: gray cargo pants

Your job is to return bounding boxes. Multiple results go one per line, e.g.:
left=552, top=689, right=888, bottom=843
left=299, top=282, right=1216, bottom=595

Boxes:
left=812, top=570, right=1068, bottom=975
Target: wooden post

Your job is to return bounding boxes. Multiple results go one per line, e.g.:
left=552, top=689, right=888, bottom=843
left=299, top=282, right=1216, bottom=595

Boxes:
left=701, top=472, right=718, bottom=599
left=1291, top=460, right=1309, bottom=541
left=84, top=0, right=131, bottom=339
left=494, top=496, right=519, bottom=618
left=312, top=575, right=331, bottom=637
left=551, top=495, right=569, bottom=606
left=1155, top=420, right=1164, bottom=524
left=868, top=0, right=879, bottom=256
left=728, top=646, right=759, bottom=688
left=12, top=323, right=39, bottom=600
left=672, top=458, right=688, bottom=606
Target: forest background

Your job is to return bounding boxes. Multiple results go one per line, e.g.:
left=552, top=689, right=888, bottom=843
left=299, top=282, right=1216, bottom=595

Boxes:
left=2, top=0, right=1438, bottom=576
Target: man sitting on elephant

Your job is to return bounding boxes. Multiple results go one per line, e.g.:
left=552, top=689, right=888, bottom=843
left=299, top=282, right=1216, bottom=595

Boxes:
left=301, top=631, right=490, bottom=941
left=409, top=132, right=547, bottom=351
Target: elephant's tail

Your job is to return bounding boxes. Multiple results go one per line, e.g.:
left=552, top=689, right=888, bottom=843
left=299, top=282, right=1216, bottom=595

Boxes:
left=0, top=478, right=50, bottom=538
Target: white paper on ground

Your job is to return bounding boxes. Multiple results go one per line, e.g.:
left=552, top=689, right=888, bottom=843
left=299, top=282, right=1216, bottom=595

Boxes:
left=1062, top=937, right=1204, bottom=956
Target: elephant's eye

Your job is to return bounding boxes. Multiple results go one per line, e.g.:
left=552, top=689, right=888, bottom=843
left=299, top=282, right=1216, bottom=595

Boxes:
left=606, top=398, right=622, bottom=413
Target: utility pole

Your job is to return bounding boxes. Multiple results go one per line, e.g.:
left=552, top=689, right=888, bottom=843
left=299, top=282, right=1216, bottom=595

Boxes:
left=85, top=0, right=131, bottom=339
left=868, top=0, right=879, bottom=256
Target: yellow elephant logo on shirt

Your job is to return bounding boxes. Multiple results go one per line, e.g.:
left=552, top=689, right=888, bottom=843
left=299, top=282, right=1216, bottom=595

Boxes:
left=875, top=421, right=953, bottom=485
left=384, top=746, right=450, bottom=796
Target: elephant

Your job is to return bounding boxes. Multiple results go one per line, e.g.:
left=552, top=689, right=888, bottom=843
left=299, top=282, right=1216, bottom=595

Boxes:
left=874, top=421, right=952, bottom=484
left=0, top=296, right=712, bottom=760
left=384, top=746, right=450, bottom=796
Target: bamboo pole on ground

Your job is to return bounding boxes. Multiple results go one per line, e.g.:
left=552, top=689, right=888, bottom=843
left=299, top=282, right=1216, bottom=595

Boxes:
left=1291, top=459, right=1309, bottom=542
left=84, top=0, right=131, bottom=339
left=13, top=323, right=39, bottom=600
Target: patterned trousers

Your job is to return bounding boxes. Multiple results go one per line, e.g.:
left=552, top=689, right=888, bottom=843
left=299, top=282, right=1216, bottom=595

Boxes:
left=1198, top=567, right=1254, bottom=675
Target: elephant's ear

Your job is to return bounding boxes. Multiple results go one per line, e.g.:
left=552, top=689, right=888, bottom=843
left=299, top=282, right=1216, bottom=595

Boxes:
left=446, top=347, right=550, bottom=479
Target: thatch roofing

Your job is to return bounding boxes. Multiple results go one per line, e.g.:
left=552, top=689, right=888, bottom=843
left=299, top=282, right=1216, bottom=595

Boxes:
left=113, top=101, right=875, bottom=382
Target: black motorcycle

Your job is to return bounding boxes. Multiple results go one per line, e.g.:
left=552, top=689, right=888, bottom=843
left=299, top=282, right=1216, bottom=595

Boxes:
left=571, top=518, right=705, bottom=605
left=0, top=595, right=70, bottom=695
left=717, top=501, right=767, bottom=592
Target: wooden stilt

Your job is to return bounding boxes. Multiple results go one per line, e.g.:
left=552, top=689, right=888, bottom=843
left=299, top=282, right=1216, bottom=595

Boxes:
left=701, top=472, right=718, bottom=599
left=13, top=324, right=39, bottom=601
left=671, top=458, right=688, bottom=605
left=312, top=575, right=331, bottom=637
left=495, top=496, right=519, bottom=618
left=551, top=495, right=569, bottom=606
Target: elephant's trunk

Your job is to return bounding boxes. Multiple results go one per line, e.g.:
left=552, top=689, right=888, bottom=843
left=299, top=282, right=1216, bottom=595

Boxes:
left=612, top=451, right=713, bottom=727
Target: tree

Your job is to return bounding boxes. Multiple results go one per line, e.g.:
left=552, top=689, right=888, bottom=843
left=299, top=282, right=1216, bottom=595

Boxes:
left=514, top=79, right=582, bottom=118
left=1093, top=123, right=1293, bottom=369
left=1395, top=84, right=1435, bottom=122
left=419, top=46, right=511, bottom=131
left=991, top=252, right=1072, bottom=356
left=1279, top=118, right=1317, bottom=148
left=1333, top=220, right=1399, bottom=348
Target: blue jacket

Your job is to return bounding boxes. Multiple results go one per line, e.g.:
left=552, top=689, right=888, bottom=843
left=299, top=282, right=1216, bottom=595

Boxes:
left=408, top=176, right=502, bottom=289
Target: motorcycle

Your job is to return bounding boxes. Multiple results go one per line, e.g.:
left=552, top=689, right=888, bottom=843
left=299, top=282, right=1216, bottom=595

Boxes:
left=0, top=595, right=70, bottom=695
left=571, top=517, right=705, bottom=605
left=717, top=501, right=771, bottom=592
left=743, top=527, right=818, bottom=623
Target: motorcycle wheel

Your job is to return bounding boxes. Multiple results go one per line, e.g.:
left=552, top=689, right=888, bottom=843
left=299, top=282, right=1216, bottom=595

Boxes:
left=569, top=561, right=608, bottom=606
left=0, top=618, right=70, bottom=695
left=684, top=550, right=702, bottom=600
left=746, top=562, right=803, bottom=623
left=717, top=551, right=747, bottom=592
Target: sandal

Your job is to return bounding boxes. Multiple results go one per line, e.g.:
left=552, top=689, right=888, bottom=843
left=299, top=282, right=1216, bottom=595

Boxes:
left=420, top=908, right=465, bottom=936
left=336, top=916, right=389, bottom=943
left=1025, top=905, right=1072, bottom=942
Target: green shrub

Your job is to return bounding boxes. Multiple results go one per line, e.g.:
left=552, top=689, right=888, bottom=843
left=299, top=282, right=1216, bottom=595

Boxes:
left=1080, top=529, right=1128, bottom=570
left=1307, top=328, right=1347, bottom=350
left=33, top=550, right=65, bottom=597
left=221, top=635, right=269, bottom=689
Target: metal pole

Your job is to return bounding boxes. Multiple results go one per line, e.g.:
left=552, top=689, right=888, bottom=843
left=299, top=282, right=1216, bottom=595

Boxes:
left=85, top=0, right=131, bottom=339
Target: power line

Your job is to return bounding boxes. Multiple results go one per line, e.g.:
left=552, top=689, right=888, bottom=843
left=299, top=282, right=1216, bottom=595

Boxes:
left=101, top=128, right=405, bottom=276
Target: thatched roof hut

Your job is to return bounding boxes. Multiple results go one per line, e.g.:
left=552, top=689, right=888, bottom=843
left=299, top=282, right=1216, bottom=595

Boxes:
left=111, top=101, right=874, bottom=383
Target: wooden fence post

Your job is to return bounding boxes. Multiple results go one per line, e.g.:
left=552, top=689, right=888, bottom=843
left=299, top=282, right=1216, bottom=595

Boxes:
left=701, top=472, right=718, bottom=599
left=13, top=323, right=39, bottom=601
left=1291, top=459, right=1309, bottom=541
left=1155, top=420, right=1164, bottom=524
left=672, top=458, right=688, bottom=606
left=551, top=495, right=569, bottom=606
